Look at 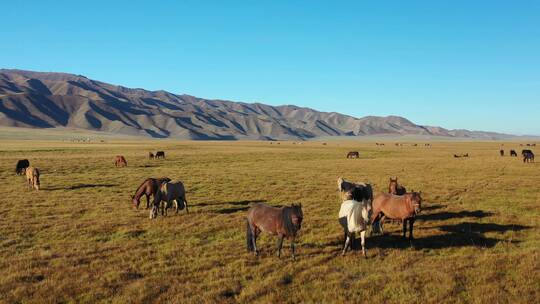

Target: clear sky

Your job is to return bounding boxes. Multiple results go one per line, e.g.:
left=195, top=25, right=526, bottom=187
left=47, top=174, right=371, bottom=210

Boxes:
left=2, top=1, right=539, bottom=135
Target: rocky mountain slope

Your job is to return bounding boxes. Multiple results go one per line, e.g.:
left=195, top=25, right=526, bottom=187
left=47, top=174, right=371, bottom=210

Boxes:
left=0, top=69, right=514, bottom=140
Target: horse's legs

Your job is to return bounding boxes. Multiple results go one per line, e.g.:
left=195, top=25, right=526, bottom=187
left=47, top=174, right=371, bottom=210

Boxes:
left=252, top=227, right=260, bottom=256
left=409, top=218, right=415, bottom=240
left=360, top=230, right=367, bottom=258
left=402, top=219, right=408, bottom=239
left=290, top=238, right=296, bottom=261
left=145, top=194, right=150, bottom=209
left=183, top=196, right=189, bottom=214
left=276, top=235, right=284, bottom=258
left=342, top=233, right=351, bottom=255
left=379, top=215, right=386, bottom=234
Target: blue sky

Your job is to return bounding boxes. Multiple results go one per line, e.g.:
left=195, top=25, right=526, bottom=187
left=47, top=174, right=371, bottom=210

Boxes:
left=2, top=1, right=539, bottom=134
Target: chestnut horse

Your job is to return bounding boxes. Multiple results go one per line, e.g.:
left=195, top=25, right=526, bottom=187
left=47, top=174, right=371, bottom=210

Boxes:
left=388, top=177, right=407, bottom=195
left=150, top=181, right=188, bottom=218
left=25, top=166, right=40, bottom=190
left=246, top=203, right=303, bottom=260
left=114, top=155, right=127, bottom=167
left=371, top=192, right=422, bottom=240
left=131, top=177, right=171, bottom=209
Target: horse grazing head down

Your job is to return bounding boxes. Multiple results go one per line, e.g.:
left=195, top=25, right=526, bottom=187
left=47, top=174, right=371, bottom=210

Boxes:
left=283, top=203, right=303, bottom=236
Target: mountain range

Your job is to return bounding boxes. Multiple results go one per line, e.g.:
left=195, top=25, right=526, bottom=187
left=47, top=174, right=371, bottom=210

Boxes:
left=0, top=69, right=516, bottom=140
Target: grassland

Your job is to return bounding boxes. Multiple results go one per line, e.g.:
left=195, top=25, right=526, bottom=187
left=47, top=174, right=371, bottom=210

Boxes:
left=0, top=139, right=538, bottom=303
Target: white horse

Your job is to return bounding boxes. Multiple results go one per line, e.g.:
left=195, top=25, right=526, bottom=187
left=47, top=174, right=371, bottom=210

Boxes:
left=150, top=181, right=188, bottom=219
left=338, top=199, right=372, bottom=257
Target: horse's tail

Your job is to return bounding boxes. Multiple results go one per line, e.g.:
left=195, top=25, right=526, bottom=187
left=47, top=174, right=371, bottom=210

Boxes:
left=246, top=219, right=254, bottom=252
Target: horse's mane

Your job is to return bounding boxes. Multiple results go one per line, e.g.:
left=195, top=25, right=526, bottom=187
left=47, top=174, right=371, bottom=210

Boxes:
left=282, top=206, right=299, bottom=236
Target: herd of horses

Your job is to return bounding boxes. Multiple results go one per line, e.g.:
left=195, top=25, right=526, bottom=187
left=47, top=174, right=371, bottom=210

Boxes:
left=12, top=143, right=535, bottom=260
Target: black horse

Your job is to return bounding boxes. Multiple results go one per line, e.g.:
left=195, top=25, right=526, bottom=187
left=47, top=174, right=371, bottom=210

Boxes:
left=15, top=159, right=30, bottom=175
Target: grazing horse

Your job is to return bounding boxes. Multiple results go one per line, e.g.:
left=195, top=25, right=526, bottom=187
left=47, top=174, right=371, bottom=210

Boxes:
left=15, top=159, right=30, bottom=175
left=523, top=151, right=535, bottom=163
left=246, top=203, right=303, bottom=260
left=371, top=192, right=422, bottom=240
left=155, top=151, right=165, bottom=159
left=114, top=155, right=127, bottom=167
left=388, top=177, right=407, bottom=195
left=337, top=177, right=373, bottom=203
left=346, top=151, right=360, bottom=159
left=131, top=177, right=171, bottom=209
left=510, top=150, right=518, bottom=157
left=148, top=152, right=155, bottom=160
left=25, top=166, right=40, bottom=190
left=338, top=199, right=372, bottom=257
left=500, top=150, right=504, bottom=157
left=150, top=181, right=188, bottom=218
left=454, top=153, right=469, bottom=158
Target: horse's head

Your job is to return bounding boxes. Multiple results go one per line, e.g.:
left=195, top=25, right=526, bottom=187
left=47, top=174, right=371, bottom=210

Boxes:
left=410, top=192, right=422, bottom=215
left=290, top=203, right=303, bottom=231
left=389, top=178, right=398, bottom=194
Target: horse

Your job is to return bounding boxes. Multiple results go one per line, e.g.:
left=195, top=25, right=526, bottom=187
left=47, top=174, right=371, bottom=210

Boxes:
left=510, top=150, right=518, bottom=157
left=148, top=152, right=155, bottom=160
left=523, top=151, right=535, bottom=163
left=155, top=151, right=165, bottom=159
left=388, top=177, right=407, bottom=195
left=500, top=149, right=504, bottom=157
left=246, top=203, right=303, bottom=260
left=522, top=149, right=533, bottom=156
left=454, top=153, right=469, bottom=158
left=150, top=181, right=188, bottom=218
left=25, top=166, right=40, bottom=190
left=371, top=192, right=422, bottom=240
left=15, top=159, right=30, bottom=175
left=337, top=177, right=373, bottom=203
left=131, top=177, right=171, bottom=209
left=338, top=199, right=372, bottom=257
left=114, top=155, right=127, bottom=167
left=346, top=151, right=360, bottom=159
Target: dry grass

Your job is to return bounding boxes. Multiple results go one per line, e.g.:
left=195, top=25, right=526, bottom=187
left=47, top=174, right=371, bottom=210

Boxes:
left=0, top=140, right=538, bottom=303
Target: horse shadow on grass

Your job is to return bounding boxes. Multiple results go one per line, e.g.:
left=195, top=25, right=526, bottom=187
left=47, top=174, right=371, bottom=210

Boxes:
left=196, top=199, right=266, bottom=214
left=46, top=183, right=118, bottom=191
left=416, top=210, right=494, bottom=222
left=369, top=221, right=531, bottom=250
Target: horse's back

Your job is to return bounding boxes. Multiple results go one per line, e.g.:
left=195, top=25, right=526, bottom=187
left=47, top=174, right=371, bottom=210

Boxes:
left=374, top=193, right=410, bottom=220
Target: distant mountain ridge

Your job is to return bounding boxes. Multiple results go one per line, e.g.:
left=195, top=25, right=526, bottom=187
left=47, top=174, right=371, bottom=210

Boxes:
left=0, top=69, right=516, bottom=140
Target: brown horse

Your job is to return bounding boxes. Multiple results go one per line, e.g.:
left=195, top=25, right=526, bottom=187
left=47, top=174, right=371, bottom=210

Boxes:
left=346, top=151, right=360, bottom=159
left=25, top=166, right=40, bottom=190
left=131, top=177, right=171, bottom=209
left=114, top=155, right=127, bottom=167
left=500, top=149, right=504, bottom=156
left=371, top=192, right=422, bottom=240
left=388, top=177, right=407, bottom=195
left=148, top=152, right=155, bottom=160
left=337, top=177, right=373, bottom=202
left=246, top=203, right=303, bottom=260
left=510, top=150, right=518, bottom=157
left=155, top=151, right=165, bottom=159
left=150, top=181, right=188, bottom=218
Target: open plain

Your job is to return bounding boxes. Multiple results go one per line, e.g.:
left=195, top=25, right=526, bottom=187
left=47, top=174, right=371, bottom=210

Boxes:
left=0, top=140, right=538, bottom=303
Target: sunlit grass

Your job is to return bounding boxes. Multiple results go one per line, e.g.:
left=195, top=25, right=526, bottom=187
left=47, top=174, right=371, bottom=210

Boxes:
left=0, top=140, right=538, bottom=303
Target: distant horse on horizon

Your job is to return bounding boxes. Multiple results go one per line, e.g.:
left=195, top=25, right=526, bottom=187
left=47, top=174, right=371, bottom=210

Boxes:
left=246, top=203, right=303, bottom=260
left=114, top=155, right=127, bottom=167
left=510, top=150, right=518, bottom=157
left=346, top=151, right=360, bottom=159
left=148, top=152, right=155, bottom=160
left=155, top=151, right=165, bottom=159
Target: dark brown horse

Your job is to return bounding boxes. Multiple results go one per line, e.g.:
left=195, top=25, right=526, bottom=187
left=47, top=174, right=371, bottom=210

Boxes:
left=114, top=155, right=127, bottom=167
left=346, top=151, right=360, bottom=159
left=15, top=159, right=30, bottom=175
left=388, top=177, right=407, bottom=195
left=155, top=151, right=165, bottom=159
left=148, top=152, right=155, bottom=160
left=510, top=150, right=518, bottom=157
left=246, top=203, right=303, bottom=260
left=523, top=151, right=535, bottom=163
left=371, top=192, right=422, bottom=240
left=337, top=177, right=373, bottom=203
left=500, top=149, right=504, bottom=157
left=131, top=177, right=171, bottom=209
